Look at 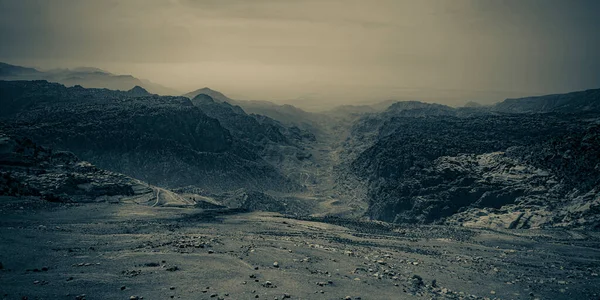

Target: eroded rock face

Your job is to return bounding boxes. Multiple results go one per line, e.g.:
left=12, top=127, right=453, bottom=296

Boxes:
left=346, top=101, right=600, bottom=230
left=0, top=81, right=301, bottom=193
left=0, top=132, right=151, bottom=202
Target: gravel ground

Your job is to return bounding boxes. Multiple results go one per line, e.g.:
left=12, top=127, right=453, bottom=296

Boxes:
left=1, top=197, right=599, bottom=300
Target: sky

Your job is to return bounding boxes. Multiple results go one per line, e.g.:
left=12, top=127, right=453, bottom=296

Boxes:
left=1, top=0, right=599, bottom=108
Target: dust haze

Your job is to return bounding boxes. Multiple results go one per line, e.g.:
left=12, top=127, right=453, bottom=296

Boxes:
left=1, top=0, right=599, bottom=109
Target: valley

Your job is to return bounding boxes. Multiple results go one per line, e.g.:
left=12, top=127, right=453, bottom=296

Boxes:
left=1, top=78, right=600, bottom=299
left=2, top=1, right=599, bottom=299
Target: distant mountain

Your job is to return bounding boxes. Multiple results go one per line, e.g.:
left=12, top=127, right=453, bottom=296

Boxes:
left=189, top=93, right=315, bottom=170
left=0, top=62, right=180, bottom=95
left=183, top=87, right=323, bottom=130
left=324, top=100, right=397, bottom=116
left=183, top=87, right=232, bottom=103
left=384, top=101, right=457, bottom=117
left=126, top=85, right=152, bottom=97
left=463, top=101, right=482, bottom=108
left=0, top=62, right=42, bottom=77
left=493, top=88, right=600, bottom=113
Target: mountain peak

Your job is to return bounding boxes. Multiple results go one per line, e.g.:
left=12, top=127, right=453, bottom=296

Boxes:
left=191, top=93, right=215, bottom=103
left=183, top=87, right=231, bottom=103
left=127, top=85, right=150, bottom=96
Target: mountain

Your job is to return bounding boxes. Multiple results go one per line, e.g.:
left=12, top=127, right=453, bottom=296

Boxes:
left=493, top=88, right=600, bottom=113
left=183, top=87, right=232, bottom=103
left=0, top=62, right=180, bottom=95
left=0, top=80, right=300, bottom=193
left=126, top=85, right=152, bottom=97
left=0, top=62, right=42, bottom=77
left=463, top=101, right=483, bottom=108
left=344, top=94, right=600, bottom=229
left=189, top=94, right=315, bottom=175
left=183, top=87, right=323, bottom=131
left=4, top=78, right=600, bottom=230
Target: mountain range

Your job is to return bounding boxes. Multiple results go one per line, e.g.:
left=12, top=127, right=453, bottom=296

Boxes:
left=0, top=62, right=179, bottom=95
left=1, top=70, right=600, bottom=230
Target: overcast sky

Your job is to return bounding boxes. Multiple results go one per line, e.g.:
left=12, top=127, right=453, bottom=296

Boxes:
left=1, top=0, right=599, bottom=107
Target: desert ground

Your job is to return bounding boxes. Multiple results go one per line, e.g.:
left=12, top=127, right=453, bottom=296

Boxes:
left=1, top=197, right=599, bottom=300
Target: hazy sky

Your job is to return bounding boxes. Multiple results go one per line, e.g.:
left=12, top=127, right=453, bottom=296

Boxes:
left=1, top=0, right=599, bottom=107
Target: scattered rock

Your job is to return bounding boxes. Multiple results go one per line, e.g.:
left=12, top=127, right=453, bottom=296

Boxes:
left=273, top=261, right=279, bottom=268
left=144, top=262, right=160, bottom=267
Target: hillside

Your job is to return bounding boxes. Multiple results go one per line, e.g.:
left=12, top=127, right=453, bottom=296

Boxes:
left=0, top=80, right=300, bottom=193
left=344, top=97, right=600, bottom=229
left=493, top=88, right=600, bottom=113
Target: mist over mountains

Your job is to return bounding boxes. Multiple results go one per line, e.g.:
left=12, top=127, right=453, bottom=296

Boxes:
left=0, top=62, right=180, bottom=96
left=1, top=63, right=600, bottom=300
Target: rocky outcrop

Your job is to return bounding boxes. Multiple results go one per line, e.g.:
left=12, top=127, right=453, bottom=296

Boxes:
left=347, top=99, right=600, bottom=230
left=0, top=132, right=151, bottom=203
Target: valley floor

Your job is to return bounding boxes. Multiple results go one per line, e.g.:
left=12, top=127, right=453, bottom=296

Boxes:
left=1, top=197, right=599, bottom=300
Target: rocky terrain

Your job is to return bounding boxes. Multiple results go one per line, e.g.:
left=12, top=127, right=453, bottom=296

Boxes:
left=1, top=198, right=599, bottom=300
left=0, top=125, right=599, bottom=299
left=0, top=80, right=300, bottom=193
left=0, top=131, right=203, bottom=207
left=344, top=96, right=600, bottom=229
left=3, top=79, right=600, bottom=231
left=1, top=77, right=600, bottom=298
left=188, top=93, right=315, bottom=170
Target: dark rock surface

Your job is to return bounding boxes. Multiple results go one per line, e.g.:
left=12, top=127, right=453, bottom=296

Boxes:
left=0, top=131, right=151, bottom=203
left=346, top=98, right=600, bottom=229
left=0, top=80, right=299, bottom=193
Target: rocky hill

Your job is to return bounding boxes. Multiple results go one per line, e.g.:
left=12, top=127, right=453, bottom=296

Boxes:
left=493, top=88, right=600, bottom=113
left=183, top=87, right=324, bottom=134
left=346, top=96, right=600, bottom=230
left=0, top=80, right=300, bottom=193
left=0, top=131, right=153, bottom=203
